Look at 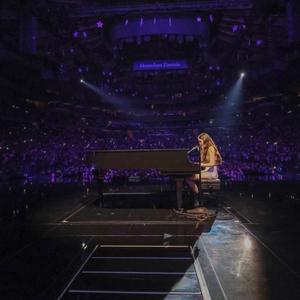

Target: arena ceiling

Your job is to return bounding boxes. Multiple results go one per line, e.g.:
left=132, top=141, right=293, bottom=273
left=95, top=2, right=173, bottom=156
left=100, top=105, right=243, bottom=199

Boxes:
left=0, top=0, right=299, bottom=103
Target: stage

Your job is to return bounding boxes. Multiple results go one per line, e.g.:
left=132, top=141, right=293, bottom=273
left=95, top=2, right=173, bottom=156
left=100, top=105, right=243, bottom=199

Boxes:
left=0, top=182, right=299, bottom=299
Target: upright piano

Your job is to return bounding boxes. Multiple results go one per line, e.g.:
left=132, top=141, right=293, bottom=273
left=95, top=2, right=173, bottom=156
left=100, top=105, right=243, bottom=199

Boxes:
left=86, top=149, right=220, bottom=208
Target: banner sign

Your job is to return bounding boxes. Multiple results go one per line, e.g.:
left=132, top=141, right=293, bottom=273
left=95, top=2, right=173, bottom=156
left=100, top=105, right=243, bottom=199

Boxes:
left=133, top=60, right=188, bottom=71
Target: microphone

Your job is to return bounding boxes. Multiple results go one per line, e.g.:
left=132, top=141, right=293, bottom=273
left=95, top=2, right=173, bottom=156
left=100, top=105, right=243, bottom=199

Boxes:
left=187, top=145, right=199, bottom=154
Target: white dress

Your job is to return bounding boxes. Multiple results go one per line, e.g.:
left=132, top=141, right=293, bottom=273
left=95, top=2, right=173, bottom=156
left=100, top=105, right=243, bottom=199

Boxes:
left=201, top=166, right=218, bottom=179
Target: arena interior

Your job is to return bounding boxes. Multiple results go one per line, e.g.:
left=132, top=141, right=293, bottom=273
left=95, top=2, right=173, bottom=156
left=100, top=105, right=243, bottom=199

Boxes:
left=0, top=0, right=300, bottom=299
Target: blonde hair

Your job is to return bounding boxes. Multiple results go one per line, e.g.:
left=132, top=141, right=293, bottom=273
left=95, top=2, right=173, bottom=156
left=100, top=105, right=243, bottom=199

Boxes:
left=198, top=132, right=223, bottom=165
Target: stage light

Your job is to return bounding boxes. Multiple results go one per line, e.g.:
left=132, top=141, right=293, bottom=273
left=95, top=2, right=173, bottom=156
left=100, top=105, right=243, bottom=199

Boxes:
left=240, top=72, right=245, bottom=77
left=232, top=25, right=238, bottom=32
left=80, top=79, right=84, bottom=83
left=256, top=39, right=263, bottom=46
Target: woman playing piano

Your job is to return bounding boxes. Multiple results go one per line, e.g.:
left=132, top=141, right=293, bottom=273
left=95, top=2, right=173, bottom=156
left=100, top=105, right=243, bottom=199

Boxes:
left=186, top=132, right=222, bottom=194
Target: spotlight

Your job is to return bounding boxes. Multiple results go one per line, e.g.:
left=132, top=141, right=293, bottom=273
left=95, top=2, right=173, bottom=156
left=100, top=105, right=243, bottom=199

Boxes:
left=80, top=79, right=84, bottom=83
left=240, top=72, right=245, bottom=78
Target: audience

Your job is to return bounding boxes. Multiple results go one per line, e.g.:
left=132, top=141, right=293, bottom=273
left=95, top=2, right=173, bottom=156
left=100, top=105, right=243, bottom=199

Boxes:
left=0, top=98, right=299, bottom=183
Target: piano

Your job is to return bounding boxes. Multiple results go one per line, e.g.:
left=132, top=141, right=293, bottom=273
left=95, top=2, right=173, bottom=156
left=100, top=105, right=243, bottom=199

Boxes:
left=86, top=149, right=220, bottom=208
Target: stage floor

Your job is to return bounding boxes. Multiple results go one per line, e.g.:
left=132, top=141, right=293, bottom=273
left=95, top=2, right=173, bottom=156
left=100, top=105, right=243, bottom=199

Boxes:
left=0, top=183, right=300, bottom=299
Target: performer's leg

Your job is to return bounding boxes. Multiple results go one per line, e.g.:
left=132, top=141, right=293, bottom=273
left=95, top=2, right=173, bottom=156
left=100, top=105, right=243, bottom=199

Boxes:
left=186, top=172, right=217, bottom=193
left=186, top=174, right=199, bottom=194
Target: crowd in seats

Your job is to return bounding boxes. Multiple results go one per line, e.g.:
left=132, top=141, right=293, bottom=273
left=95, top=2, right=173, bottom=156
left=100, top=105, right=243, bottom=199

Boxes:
left=0, top=98, right=299, bottom=183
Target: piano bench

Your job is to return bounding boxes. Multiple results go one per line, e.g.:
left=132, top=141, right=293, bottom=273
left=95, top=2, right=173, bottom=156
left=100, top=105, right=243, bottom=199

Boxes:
left=182, top=179, right=221, bottom=209
left=201, top=179, right=221, bottom=191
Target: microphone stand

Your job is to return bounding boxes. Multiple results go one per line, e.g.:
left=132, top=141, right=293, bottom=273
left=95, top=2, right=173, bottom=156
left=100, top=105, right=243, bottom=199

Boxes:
left=197, top=145, right=202, bottom=207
